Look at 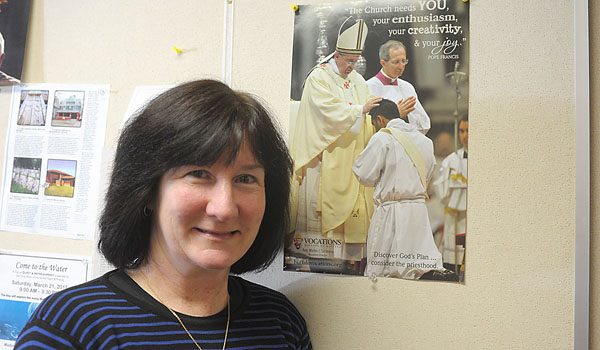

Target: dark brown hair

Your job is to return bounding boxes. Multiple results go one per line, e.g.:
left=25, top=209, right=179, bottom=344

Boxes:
left=98, top=79, right=293, bottom=274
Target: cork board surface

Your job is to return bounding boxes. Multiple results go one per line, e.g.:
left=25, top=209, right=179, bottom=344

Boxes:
left=0, top=1, right=591, bottom=349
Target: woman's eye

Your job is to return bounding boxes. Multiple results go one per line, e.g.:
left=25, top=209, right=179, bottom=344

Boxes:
left=237, top=174, right=257, bottom=184
left=187, top=170, right=208, bottom=179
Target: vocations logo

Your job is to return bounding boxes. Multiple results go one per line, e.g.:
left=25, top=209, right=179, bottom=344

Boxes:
left=293, top=235, right=342, bottom=249
left=293, top=237, right=303, bottom=250
left=303, top=238, right=342, bottom=245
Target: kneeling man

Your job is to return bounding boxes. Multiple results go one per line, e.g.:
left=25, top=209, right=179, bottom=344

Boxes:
left=353, top=99, right=451, bottom=280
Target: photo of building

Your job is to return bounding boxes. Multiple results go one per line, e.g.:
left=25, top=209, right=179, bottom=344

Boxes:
left=51, top=91, right=84, bottom=128
left=44, top=159, right=76, bottom=197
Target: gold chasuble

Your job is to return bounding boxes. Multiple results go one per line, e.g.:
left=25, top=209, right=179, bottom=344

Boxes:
left=291, top=62, right=374, bottom=243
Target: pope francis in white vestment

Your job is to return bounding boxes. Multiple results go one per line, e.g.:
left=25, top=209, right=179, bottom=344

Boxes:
left=290, top=18, right=381, bottom=266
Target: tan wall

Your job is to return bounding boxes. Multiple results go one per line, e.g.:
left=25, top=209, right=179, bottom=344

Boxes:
left=0, top=1, right=593, bottom=349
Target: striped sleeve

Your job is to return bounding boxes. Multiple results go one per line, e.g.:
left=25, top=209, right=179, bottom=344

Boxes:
left=15, top=318, right=82, bottom=350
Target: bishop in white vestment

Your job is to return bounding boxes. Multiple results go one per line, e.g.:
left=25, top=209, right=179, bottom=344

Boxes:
left=366, top=40, right=430, bottom=134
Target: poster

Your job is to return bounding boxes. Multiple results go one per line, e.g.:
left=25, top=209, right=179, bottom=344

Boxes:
left=0, top=0, right=31, bottom=85
left=120, top=85, right=173, bottom=128
left=0, top=250, right=89, bottom=348
left=285, top=0, right=469, bottom=281
left=0, top=84, right=109, bottom=240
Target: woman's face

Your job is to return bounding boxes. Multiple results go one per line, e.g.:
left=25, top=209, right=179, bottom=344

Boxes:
left=149, top=142, right=266, bottom=274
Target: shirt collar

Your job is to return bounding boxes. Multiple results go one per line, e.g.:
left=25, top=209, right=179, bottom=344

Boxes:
left=387, top=118, right=416, bottom=132
left=328, top=57, right=342, bottom=76
left=375, top=69, right=398, bottom=86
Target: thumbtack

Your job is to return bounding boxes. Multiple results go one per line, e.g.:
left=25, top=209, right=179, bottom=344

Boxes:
left=172, top=46, right=182, bottom=54
left=290, top=4, right=299, bottom=12
left=368, top=273, right=377, bottom=283
left=462, top=0, right=468, bottom=2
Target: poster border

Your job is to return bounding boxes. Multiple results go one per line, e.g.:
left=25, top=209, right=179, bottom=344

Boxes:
left=285, top=0, right=469, bottom=281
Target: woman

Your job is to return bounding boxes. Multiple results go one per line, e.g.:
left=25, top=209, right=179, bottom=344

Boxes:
left=15, top=80, right=312, bottom=349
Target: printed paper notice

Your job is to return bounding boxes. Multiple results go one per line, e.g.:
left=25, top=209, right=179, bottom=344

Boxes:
left=0, top=250, right=89, bottom=348
left=0, top=84, right=109, bottom=240
left=121, top=85, right=173, bottom=128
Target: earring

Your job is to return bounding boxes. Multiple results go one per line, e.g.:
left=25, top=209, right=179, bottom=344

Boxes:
left=143, top=206, right=152, bottom=217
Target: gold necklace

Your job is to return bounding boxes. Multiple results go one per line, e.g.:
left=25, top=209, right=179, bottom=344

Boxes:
left=140, top=270, right=230, bottom=350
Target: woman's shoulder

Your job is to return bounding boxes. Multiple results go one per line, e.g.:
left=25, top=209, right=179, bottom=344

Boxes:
left=233, top=275, right=297, bottom=309
left=230, top=276, right=312, bottom=349
left=15, top=270, right=130, bottom=349
left=33, top=270, right=118, bottom=319
left=232, top=276, right=306, bottom=320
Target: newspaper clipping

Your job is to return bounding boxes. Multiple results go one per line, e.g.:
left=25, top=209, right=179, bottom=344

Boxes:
left=0, top=84, right=109, bottom=240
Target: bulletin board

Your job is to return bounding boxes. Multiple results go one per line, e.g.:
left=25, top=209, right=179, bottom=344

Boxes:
left=0, top=1, right=596, bottom=349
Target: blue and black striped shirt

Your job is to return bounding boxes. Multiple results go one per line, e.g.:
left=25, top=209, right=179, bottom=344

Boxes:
left=15, top=269, right=312, bottom=349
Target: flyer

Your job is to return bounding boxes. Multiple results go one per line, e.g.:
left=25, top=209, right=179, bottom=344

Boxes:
left=0, top=250, right=89, bottom=348
left=285, top=0, right=469, bottom=281
left=120, top=85, right=173, bottom=128
left=0, top=84, right=109, bottom=240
